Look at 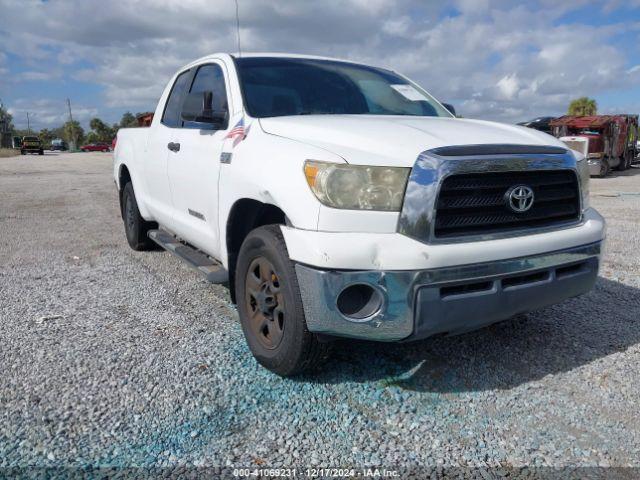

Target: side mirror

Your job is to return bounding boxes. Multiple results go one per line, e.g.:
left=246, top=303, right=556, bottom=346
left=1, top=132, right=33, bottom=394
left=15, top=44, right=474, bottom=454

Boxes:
left=181, top=91, right=227, bottom=126
left=442, top=103, right=456, bottom=116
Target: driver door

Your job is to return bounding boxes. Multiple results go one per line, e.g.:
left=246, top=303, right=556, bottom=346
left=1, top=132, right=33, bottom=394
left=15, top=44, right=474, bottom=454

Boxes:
left=167, top=62, right=231, bottom=259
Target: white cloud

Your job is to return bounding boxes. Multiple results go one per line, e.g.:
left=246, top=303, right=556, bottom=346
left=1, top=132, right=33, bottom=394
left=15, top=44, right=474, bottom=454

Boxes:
left=0, top=0, right=639, bottom=124
left=496, top=74, right=520, bottom=100
left=18, top=70, right=63, bottom=82
left=382, top=16, right=413, bottom=36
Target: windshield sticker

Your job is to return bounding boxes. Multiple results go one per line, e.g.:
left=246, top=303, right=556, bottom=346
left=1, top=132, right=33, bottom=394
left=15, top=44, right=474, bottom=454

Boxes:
left=390, top=84, right=428, bottom=102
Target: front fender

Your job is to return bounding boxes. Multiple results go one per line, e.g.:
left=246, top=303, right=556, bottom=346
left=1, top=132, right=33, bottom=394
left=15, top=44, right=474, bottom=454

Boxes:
left=217, top=130, right=343, bottom=266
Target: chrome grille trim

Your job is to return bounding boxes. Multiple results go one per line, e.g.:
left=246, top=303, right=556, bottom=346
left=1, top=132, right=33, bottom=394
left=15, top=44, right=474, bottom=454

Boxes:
left=397, top=146, right=582, bottom=244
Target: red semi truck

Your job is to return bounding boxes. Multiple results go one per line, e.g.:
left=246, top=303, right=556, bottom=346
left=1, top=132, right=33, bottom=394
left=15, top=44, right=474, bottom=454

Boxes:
left=550, top=115, right=638, bottom=177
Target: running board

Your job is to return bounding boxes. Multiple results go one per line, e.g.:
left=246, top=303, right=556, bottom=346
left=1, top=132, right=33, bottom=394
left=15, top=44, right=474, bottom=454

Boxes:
left=148, top=230, right=228, bottom=284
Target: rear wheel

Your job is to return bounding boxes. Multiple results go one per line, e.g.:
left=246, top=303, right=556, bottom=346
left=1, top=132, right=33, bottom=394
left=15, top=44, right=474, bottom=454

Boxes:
left=623, top=151, right=633, bottom=170
left=235, top=225, right=331, bottom=376
left=20, top=150, right=25, bottom=155
left=122, top=182, right=156, bottom=251
left=616, top=155, right=626, bottom=171
left=39, top=149, right=44, bottom=155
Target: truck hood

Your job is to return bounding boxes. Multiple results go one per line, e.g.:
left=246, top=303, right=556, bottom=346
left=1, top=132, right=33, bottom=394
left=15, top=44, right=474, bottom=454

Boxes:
left=259, top=115, right=565, bottom=166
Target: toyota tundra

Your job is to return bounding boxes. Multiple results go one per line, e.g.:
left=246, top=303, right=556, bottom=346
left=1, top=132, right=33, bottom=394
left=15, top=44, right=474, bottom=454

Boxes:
left=113, top=54, right=605, bottom=376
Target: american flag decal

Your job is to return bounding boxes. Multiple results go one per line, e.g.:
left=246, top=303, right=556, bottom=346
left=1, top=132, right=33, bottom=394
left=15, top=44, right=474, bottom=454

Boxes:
left=225, top=118, right=245, bottom=140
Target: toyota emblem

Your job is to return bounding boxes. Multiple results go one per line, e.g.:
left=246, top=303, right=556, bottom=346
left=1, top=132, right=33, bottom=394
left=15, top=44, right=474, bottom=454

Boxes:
left=505, top=185, right=535, bottom=213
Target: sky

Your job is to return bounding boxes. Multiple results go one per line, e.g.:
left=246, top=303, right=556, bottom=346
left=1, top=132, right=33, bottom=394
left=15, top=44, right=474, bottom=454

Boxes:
left=1, top=0, right=640, bottom=131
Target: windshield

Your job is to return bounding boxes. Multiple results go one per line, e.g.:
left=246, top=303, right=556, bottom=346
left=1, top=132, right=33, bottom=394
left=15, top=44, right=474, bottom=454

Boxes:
left=235, top=57, right=452, bottom=119
left=23, top=136, right=39, bottom=141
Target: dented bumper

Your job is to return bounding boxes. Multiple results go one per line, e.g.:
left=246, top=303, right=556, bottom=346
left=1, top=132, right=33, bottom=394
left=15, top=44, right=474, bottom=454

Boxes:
left=295, top=241, right=602, bottom=342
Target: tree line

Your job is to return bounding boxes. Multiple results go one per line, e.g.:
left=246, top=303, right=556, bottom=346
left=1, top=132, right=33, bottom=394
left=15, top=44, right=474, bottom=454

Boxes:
left=6, top=109, right=145, bottom=147
left=1, top=97, right=601, bottom=149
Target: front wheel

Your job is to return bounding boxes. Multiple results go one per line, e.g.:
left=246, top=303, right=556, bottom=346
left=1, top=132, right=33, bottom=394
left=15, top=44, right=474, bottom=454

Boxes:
left=597, top=158, right=610, bottom=178
left=235, top=225, right=330, bottom=376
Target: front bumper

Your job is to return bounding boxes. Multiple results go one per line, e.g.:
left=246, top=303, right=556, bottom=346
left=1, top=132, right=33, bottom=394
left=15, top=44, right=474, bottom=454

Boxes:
left=295, top=241, right=602, bottom=342
left=587, top=158, right=604, bottom=176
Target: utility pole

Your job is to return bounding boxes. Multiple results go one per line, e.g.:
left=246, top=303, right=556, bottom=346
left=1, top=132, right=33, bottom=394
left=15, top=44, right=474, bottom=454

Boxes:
left=66, top=98, right=74, bottom=123
left=0, top=97, right=8, bottom=148
left=66, top=98, right=76, bottom=150
left=27, top=112, right=31, bottom=133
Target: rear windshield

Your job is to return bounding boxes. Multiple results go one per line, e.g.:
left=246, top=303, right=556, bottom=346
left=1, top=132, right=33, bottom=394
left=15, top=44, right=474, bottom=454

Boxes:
left=23, top=136, right=39, bottom=141
left=235, top=57, right=451, bottom=119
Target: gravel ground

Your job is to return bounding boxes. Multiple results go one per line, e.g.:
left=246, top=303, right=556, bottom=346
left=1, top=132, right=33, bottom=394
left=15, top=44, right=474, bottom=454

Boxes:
left=1, top=151, right=639, bottom=474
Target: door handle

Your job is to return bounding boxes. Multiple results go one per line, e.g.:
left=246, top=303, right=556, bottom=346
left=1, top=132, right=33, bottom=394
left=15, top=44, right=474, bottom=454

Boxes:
left=167, top=142, right=180, bottom=152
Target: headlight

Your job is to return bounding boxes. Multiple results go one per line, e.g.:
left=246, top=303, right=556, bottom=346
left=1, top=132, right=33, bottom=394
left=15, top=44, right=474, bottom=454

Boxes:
left=304, top=160, right=410, bottom=211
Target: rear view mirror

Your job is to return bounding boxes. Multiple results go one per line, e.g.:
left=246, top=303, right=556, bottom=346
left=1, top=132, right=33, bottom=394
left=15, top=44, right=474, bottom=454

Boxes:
left=442, top=103, right=456, bottom=116
left=181, top=91, right=227, bottom=126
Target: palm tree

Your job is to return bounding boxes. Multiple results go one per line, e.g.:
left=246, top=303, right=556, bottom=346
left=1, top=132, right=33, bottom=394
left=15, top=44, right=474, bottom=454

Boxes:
left=568, top=97, right=597, bottom=116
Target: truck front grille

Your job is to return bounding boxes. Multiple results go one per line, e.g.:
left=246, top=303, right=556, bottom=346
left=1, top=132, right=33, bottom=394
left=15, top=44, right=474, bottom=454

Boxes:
left=434, top=170, right=581, bottom=238
left=562, top=140, right=587, bottom=156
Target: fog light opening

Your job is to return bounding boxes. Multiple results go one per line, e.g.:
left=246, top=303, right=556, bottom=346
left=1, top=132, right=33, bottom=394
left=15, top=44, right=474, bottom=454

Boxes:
left=336, top=283, right=383, bottom=321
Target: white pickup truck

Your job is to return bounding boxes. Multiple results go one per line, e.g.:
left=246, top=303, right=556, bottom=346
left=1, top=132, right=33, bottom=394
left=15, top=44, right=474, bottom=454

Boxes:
left=114, top=53, right=605, bottom=376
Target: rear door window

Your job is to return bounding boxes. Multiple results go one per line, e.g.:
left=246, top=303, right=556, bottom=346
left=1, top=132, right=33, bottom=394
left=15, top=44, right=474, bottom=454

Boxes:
left=161, top=70, right=191, bottom=128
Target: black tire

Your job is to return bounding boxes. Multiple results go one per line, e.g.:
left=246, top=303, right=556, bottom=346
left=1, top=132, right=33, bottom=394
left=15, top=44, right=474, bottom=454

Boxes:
left=39, top=149, right=44, bottom=155
left=122, top=182, right=156, bottom=251
left=235, top=225, right=331, bottom=376
left=597, top=159, right=610, bottom=178
left=20, top=150, right=25, bottom=155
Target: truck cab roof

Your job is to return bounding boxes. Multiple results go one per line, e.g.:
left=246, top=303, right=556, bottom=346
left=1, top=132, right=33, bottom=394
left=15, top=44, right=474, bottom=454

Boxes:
left=183, top=52, right=389, bottom=72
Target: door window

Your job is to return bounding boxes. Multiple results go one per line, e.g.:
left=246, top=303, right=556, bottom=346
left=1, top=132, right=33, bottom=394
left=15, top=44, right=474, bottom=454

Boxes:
left=184, top=64, right=228, bottom=129
left=161, top=70, right=191, bottom=128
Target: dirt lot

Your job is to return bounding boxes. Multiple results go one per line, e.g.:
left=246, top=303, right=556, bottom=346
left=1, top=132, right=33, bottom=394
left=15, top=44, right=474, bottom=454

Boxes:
left=0, top=148, right=20, bottom=158
left=1, top=151, right=639, bottom=473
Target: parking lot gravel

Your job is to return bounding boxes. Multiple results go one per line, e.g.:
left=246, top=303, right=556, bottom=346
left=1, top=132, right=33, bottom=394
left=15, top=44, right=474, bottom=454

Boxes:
left=1, top=151, right=639, bottom=474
